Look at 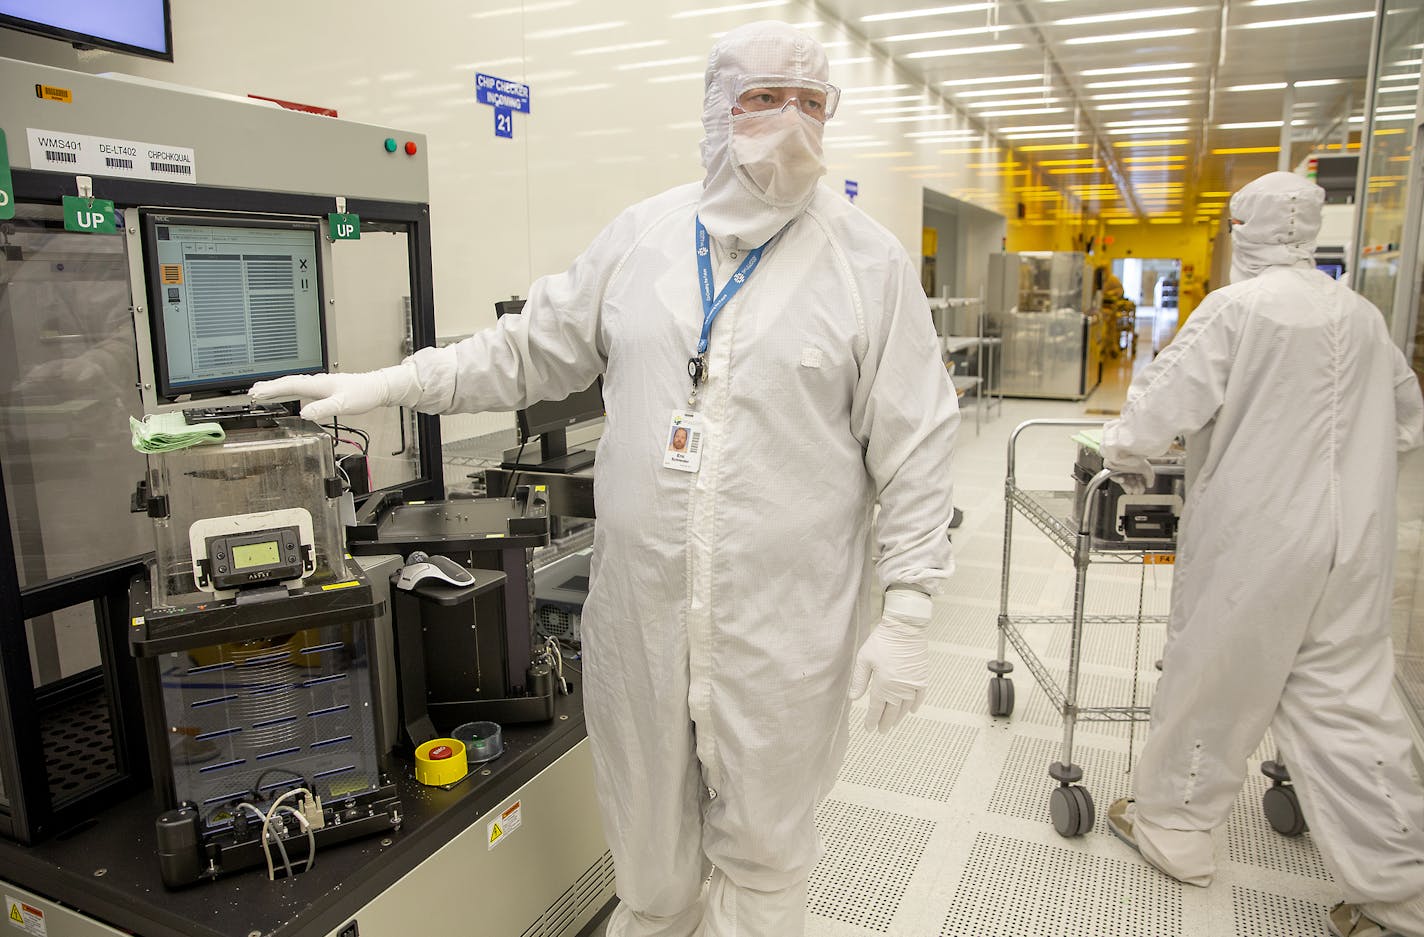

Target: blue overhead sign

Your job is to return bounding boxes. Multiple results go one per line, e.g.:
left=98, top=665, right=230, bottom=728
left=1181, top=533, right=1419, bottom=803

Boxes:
left=476, top=73, right=531, bottom=140
left=845, top=179, right=859, bottom=202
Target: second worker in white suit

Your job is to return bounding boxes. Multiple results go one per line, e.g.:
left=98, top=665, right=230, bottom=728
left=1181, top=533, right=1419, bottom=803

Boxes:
left=1101, top=171, right=1424, bottom=937
left=252, top=21, right=958, bottom=937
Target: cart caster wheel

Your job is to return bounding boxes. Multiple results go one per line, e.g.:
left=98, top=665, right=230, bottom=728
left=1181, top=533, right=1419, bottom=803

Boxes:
left=1262, top=784, right=1307, bottom=837
left=988, top=676, right=1015, bottom=717
left=1050, top=784, right=1095, bottom=837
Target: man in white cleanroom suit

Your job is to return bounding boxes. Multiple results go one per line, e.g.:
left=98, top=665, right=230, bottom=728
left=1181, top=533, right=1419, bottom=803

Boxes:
left=252, top=21, right=957, bottom=937
left=1100, top=171, right=1424, bottom=937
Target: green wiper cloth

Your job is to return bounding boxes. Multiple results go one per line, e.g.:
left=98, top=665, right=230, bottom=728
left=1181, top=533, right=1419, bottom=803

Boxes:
left=129, top=411, right=225, bottom=453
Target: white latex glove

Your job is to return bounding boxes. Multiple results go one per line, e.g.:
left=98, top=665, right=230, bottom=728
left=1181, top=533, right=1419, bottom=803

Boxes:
left=848, top=587, right=931, bottom=734
left=249, top=362, right=422, bottom=423
left=1106, top=453, right=1155, bottom=496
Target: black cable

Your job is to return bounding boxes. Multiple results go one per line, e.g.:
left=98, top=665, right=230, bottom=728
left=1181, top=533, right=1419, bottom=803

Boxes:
left=504, top=437, right=528, bottom=499
left=335, top=420, right=371, bottom=451
left=251, top=768, right=307, bottom=800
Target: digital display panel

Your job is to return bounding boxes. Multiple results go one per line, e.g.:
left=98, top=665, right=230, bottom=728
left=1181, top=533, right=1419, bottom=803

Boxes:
left=232, top=541, right=281, bottom=570
left=0, top=0, right=171, bottom=60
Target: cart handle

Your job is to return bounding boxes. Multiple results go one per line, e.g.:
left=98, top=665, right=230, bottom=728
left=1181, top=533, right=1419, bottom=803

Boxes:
left=1006, top=418, right=1108, bottom=484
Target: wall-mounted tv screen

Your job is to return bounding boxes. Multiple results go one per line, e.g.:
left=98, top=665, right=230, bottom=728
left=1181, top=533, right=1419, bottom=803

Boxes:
left=0, top=0, right=172, bottom=62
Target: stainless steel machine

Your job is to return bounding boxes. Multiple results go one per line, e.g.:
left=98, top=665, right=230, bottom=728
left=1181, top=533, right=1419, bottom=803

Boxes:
left=986, top=251, right=1104, bottom=400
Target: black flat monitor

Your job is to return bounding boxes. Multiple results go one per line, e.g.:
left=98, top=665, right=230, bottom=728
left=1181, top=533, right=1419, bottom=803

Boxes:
left=142, top=212, right=329, bottom=400
left=1316, top=260, right=1345, bottom=280
left=494, top=299, right=603, bottom=472
left=0, top=0, right=172, bottom=61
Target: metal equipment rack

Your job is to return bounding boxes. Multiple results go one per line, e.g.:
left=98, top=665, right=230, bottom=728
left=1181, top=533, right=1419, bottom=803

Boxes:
left=986, top=419, right=1181, bottom=838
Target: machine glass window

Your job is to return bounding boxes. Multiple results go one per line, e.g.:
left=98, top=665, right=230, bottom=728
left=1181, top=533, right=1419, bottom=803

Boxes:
left=0, top=205, right=151, bottom=589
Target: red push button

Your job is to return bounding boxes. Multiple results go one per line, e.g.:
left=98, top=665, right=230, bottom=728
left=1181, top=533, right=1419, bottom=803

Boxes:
left=429, top=744, right=453, bottom=760
left=404, top=141, right=418, bottom=155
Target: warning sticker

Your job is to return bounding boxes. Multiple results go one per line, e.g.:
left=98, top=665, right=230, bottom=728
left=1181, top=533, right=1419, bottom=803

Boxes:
left=160, top=264, right=183, bottom=285
left=1143, top=553, right=1176, bottom=566
left=487, top=800, right=522, bottom=851
left=5, top=896, right=46, bottom=937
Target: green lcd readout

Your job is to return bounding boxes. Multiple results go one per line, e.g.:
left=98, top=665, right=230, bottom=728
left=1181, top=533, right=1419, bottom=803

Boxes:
left=232, top=540, right=281, bottom=570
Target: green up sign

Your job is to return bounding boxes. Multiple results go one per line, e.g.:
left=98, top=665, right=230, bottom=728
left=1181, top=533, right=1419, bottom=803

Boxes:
left=62, top=195, right=116, bottom=234
left=328, top=212, right=361, bottom=240
left=0, top=128, right=14, bottom=221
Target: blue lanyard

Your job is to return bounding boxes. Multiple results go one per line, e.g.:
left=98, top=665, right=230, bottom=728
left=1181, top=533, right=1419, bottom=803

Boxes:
left=690, top=216, right=765, bottom=391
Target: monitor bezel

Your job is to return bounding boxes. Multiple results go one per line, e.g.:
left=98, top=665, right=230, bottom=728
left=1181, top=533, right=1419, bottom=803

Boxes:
left=0, top=1, right=173, bottom=62
left=493, top=299, right=605, bottom=440
left=141, top=210, right=330, bottom=400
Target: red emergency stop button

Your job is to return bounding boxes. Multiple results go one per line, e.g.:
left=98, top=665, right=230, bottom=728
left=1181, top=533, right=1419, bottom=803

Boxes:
left=405, top=141, right=418, bottom=156
left=429, top=744, right=452, bottom=760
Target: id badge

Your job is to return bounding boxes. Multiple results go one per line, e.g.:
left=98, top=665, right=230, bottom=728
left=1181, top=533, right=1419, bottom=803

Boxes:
left=663, top=410, right=703, bottom=473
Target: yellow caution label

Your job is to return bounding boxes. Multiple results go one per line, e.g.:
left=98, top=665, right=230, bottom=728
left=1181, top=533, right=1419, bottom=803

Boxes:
left=488, top=800, right=522, bottom=850
left=35, top=84, right=72, bottom=103
left=489, top=823, right=503, bottom=846
left=4, top=895, right=46, bottom=936
left=1144, top=553, right=1175, bottom=565
left=322, top=580, right=360, bottom=591
left=131, top=616, right=145, bottom=628
left=160, top=263, right=183, bottom=284
left=9, top=904, right=21, bottom=924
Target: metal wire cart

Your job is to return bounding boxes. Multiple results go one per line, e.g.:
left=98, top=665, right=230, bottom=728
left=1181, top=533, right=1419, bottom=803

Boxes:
left=987, top=419, right=1184, bottom=838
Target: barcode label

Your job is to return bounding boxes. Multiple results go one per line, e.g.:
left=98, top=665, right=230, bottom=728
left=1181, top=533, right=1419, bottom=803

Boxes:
left=687, top=433, right=702, bottom=454
left=151, top=161, right=193, bottom=175
left=45, top=150, right=77, bottom=163
left=105, top=157, right=134, bottom=169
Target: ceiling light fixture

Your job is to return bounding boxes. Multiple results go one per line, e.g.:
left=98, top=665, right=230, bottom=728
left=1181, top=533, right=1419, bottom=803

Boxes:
left=1211, top=145, right=1281, bottom=154
left=1017, top=142, right=1092, bottom=151
left=1111, top=138, right=1190, bottom=147
left=1082, top=62, right=1196, bottom=76
left=1064, top=28, right=1197, bottom=45
left=1096, top=100, right=1193, bottom=110
left=885, top=24, right=1010, bottom=42
left=671, top=0, right=787, bottom=18
left=1293, top=78, right=1348, bottom=87
left=1225, top=82, right=1288, bottom=92
left=940, top=73, right=1043, bottom=87
left=968, top=97, right=1063, bottom=108
left=1087, top=76, right=1196, bottom=89
left=1054, top=6, right=1200, bottom=27
left=861, top=3, right=994, bottom=23
left=1241, top=10, right=1374, bottom=29
left=1092, top=88, right=1200, bottom=100
left=906, top=42, right=1026, bottom=58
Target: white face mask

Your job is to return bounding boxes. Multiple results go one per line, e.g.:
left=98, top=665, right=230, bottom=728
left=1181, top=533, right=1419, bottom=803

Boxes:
left=729, top=105, right=826, bottom=207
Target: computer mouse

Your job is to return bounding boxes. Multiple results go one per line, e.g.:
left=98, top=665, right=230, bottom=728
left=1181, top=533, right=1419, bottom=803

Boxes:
left=395, top=551, right=476, bottom=590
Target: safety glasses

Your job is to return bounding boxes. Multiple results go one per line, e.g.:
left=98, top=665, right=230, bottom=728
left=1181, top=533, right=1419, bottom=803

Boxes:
left=731, top=75, right=840, bottom=122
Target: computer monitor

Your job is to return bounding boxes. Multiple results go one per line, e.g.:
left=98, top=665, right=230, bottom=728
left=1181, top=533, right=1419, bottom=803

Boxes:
left=142, top=212, right=328, bottom=399
left=494, top=299, right=603, bottom=472
left=1316, top=261, right=1345, bottom=280
left=0, top=0, right=172, bottom=61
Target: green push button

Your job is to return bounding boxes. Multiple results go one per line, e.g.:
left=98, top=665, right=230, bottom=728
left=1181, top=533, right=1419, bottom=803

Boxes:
left=384, top=137, right=398, bottom=153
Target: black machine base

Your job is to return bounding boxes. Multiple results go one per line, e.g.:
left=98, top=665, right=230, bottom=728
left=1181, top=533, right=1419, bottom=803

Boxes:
left=156, top=785, right=402, bottom=889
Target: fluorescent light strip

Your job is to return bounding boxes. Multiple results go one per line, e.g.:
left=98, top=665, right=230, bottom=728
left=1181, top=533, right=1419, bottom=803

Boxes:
left=1112, top=138, right=1189, bottom=147
left=1106, top=127, right=1189, bottom=134
left=573, top=40, right=668, bottom=55
left=1381, top=72, right=1423, bottom=82
left=844, top=94, right=928, bottom=105
left=1225, top=82, right=1287, bottom=92
left=860, top=105, right=940, bottom=115
left=885, top=24, right=1012, bottom=42
left=1105, top=117, right=1192, bottom=127
left=994, top=123, right=1075, bottom=132
left=1379, top=85, right=1421, bottom=93
left=905, top=42, right=1025, bottom=58
left=841, top=84, right=911, bottom=94
left=1002, top=130, right=1084, bottom=139
left=1096, top=100, right=1192, bottom=110
left=1054, top=6, right=1200, bottom=27
left=527, top=21, right=627, bottom=39
left=955, top=85, right=1054, bottom=98
left=1092, top=88, right=1200, bottom=100
left=941, top=72, right=1043, bottom=87
left=1086, top=76, right=1196, bottom=89
left=671, top=1, right=788, bottom=18
left=981, top=107, right=1068, bottom=117
left=861, top=3, right=993, bottom=22
left=968, top=97, right=1062, bottom=108
left=616, top=56, right=702, bottom=70
left=1064, top=28, right=1196, bottom=45
left=876, top=113, right=961, bottom=123
left=1240, top=10, right=1374, bottom=28
left=1081, top=62, right=1196, bottom=76
left=1294, top=78, right=1347, bottom=87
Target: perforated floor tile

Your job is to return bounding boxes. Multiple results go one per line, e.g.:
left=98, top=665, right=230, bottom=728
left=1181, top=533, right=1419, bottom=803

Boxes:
left=987, top=735, right=1135, bottom=836
left=1230, top=885, right=1331, bottom=936
left=810, top=800, right=936, bottom=932
left=838, top=716, right=978, bottom=802
left=928, top=600, right=1001, bottom=650
left=947, top=561, right=1049, bottom=607
left=940, top=832, right=1183, bottom=936
left=1018, top=667, right=1156, bottom=740
left=1226, top=772, right=1333, bottom=881
left=926, top=649, right=1000, bottom=715
left=1045, top=618, right=1167, bottom=674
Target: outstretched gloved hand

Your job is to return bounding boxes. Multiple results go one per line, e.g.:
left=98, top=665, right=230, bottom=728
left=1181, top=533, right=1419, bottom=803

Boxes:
left=249, top=362, right=422, bottom=423
left=848, top=587, right=931, bottom=734
left=1106, top=453, right=1155, bottom=496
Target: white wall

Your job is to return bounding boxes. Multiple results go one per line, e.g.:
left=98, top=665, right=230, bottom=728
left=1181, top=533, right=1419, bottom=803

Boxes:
left=0, top=0, right=1017, bottom=437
